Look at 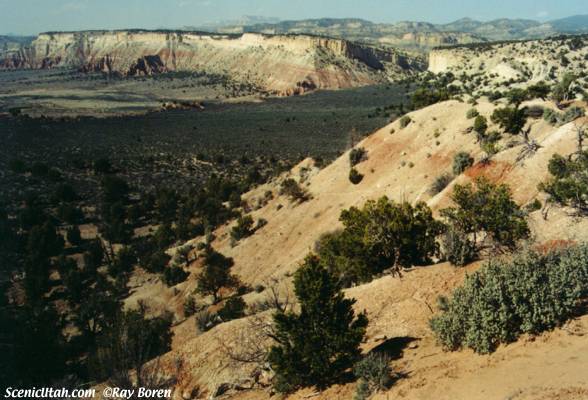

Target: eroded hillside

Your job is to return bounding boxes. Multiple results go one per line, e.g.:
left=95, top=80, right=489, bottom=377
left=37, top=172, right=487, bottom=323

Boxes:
left=0, top=31, right=423, bottom=95
left=132, top=97, right=588, bottom=398
left=429, top=35, right=588, bottom=95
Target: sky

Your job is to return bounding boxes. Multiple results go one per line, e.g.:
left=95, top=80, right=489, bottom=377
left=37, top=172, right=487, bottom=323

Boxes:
left=1, top=0, right=586, bottom=35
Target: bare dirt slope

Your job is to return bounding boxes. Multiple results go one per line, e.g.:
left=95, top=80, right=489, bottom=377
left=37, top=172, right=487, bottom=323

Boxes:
left=131, top=98, right=588, bottom=399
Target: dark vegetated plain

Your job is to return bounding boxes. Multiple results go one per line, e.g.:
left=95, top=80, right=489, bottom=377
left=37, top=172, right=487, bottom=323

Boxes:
left=0, top=70, right=410, bottom=206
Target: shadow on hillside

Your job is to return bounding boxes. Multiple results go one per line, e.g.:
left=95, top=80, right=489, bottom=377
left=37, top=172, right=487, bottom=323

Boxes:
left=369, top=336, right=419, bottom=360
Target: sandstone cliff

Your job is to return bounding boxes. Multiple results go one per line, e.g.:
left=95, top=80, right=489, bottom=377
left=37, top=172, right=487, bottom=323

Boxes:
left=0, top=30, right=423, bottom=94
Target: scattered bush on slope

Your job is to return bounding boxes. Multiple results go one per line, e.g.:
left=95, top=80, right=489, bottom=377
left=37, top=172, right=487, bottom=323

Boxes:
left=430, top=244, right=588, bottom=354
left=539, top=151, right=588, bottom=213
left=317, top=198, right=444, bottom=285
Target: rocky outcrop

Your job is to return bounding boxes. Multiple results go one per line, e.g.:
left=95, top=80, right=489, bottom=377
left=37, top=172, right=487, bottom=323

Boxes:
left=0, top=30, right=423, bottom=94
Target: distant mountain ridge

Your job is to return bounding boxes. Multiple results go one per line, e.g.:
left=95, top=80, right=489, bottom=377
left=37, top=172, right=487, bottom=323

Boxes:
left=207, top=15, right=588, bottom=50
left=2, top=15, right=586, bottom=56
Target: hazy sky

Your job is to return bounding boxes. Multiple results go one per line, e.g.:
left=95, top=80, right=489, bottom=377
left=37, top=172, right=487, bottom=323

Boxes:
left=1, top=0, right=586, bottom=35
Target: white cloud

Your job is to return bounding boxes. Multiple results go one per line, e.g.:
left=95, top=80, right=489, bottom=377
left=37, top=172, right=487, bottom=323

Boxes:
left=536, top=10, right=549, bottom=19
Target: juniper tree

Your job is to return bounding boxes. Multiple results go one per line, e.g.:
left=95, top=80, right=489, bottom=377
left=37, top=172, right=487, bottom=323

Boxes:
left=196, top=248, right=238, bottom=304
left=441, top=177, right=529, bottom=256
left=268, top=255, right=368, bottom=392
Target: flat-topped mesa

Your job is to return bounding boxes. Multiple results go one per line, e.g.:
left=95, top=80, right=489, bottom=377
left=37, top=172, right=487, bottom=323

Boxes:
left=0, top=30, right=423, bottom=94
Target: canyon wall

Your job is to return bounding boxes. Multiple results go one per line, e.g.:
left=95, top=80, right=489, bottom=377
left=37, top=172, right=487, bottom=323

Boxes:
left=0, top=30, right=423, bottom=94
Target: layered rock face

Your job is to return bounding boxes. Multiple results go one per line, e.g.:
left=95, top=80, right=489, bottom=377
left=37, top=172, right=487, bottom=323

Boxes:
left=0, top=30, right=423, bottom=94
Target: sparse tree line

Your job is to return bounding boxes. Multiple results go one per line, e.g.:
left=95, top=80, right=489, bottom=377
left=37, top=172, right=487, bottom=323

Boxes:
left=0, top=150, right=277, bottom=391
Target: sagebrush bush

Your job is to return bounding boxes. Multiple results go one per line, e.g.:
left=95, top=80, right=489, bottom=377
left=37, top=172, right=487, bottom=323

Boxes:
left=218, top=297, right=246, bottom=321
left=353, top=353, right=392, bottom=393
left=441, top=226, right=477, bottom=267
left=430, top=244, right=588, bottom=354
left=349, top=147, right=367, bottom=166
left=466, top=108, right=479, bottom=119
left=353, top=379, right=371, bottom=400
left=543, top=106, right=585, bottom=126
left=561, top=106, right=585, bottom=125
left=280, top=178, right=310, bottom=202
left=349, top=168, right=364, bottom=185
left=543, top=108, right=560, bottom=125
left=452, top=152, right=474, bottom=175
left=430, top=173, right=453, bottom=195
left=195, top=310, right=220, bottom=332
left=399, top=116, right=412, bottom=128
left=230, top=215, right=254, bottom=242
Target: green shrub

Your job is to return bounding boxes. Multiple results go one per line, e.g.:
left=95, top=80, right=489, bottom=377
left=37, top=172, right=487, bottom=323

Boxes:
left=93, top=158, right=112, bottom=174
left=480, top=131, right=501, bottom=157
left=430, top=245, right=588, bottom=354
left=349, top=147, right=367, bottom=166
left=349, top=168, right=364, bottom=185
left=353, top=379, right=371, bottom=400
left=525, top=105, right=545, bottom=119
left=466, top=108, right=479, bottom=119
left=452, top=152, right=474, bottom=175
left=539, top=152, right=588, bottom=213
left=218, top=297, right=246, bottom=321
left=525, top=199, right=542, bottom=212
left=410, top=87, right=451, bottom=109
left=90, top=308, right=173, bottom=382
left=505, top=88, right=529, bottom=107
left=163, top=264, right=189, bottom=286
left=527, top=81, right=551, bottom=100
left=280, top=178, right=310, bottom=202
left=430, top=173, right=453, bottom=195
left=551, top=73, right=576, bottom=103
left=491, top=107, right=527, bottom=135
left=560, top=106, right=585, bottom=125
left=544, top=106, right=585, bottom=126
left=353, top=353, right=392, bottom=393
left=441, top=226, right=477, bottom=267
left=195, top=310, right=220, bottom=332
left=101, top=175, right=129, bottom=203
left=399, top=116, right=412, bottom=129
left=473, top=115, right=488, bottom=139
left=268, top=255, right=368, bottom=391
left=318, top=198, right=444, bottom=284
left=9, top=159, right=27, bottom=173
left=145, top=250, right=171, bottom=274
left=441, top=177, right=529, bottom=254
left=183, top=296, right=200, bottom=317
left=256, top=218, right=268, bottom=230
left=196, top=248, right=238, bottom=304
left=543, top=108, right=560, bottom=125
left=230, top=215, right=254, bottom=242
